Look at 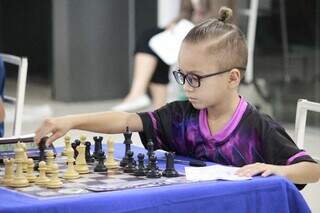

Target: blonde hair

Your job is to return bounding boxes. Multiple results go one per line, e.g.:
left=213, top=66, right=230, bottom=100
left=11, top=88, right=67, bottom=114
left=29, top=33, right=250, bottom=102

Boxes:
left=183, top=7, right=248, bottom=79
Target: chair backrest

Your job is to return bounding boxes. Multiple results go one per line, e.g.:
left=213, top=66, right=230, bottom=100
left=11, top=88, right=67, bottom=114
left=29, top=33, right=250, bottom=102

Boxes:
left=294, top=99, right=320, bottom=149
left=0, top=53, right=28, bottom=136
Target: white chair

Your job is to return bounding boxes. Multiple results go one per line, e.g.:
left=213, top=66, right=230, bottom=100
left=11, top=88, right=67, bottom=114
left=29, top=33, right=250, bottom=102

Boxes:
left=294, top=99, right=320, bottom=150
left=0, top=53, right=28, bottom=136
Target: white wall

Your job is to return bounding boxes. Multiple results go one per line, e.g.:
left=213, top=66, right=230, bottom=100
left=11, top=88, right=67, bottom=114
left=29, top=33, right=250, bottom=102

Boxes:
left=157, top=0, right=181, bottom=27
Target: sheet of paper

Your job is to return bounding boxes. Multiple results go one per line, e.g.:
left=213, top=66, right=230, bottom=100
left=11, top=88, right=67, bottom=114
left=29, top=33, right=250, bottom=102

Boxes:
left=185, top=165, right=252, bottom=181
left=149, top=19, right=194, bottom=65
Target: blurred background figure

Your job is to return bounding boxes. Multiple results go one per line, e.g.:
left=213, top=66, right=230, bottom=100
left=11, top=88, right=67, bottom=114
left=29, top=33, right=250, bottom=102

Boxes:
left=112, top=0, right=236, bottom=111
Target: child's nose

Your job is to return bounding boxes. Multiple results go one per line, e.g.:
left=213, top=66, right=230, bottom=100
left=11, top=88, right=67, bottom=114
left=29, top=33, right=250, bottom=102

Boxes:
left=183, top=83, right=194, bottom=92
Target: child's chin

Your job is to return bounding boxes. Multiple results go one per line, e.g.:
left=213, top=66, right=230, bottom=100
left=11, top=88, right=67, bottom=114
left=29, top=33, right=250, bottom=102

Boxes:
left=190, top=102, right=206, bottom=110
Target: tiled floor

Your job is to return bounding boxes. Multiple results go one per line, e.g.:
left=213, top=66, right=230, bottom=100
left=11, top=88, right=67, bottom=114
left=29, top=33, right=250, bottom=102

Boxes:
left=3, top=77, right=320, bottom=212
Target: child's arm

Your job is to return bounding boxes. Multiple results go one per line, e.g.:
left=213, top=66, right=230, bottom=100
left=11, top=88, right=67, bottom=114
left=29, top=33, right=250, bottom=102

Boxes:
left=235, top=161, right=320, bottom=184
left=34, top=111, right=143, bottom=145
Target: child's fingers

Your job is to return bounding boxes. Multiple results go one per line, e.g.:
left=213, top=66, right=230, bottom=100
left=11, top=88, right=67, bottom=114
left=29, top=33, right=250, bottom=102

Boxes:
left=46, top=131, right=63, bottom=145
left=261, top=170, right=273, bottom=177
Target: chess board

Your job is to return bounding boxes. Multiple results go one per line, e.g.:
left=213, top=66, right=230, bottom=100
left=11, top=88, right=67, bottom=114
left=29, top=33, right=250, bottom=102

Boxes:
left=0, top=154, right=190, bottom=199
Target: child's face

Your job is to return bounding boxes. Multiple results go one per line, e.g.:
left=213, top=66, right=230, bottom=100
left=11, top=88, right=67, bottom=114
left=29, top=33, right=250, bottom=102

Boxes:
left=178, top=41, right=231, bottom=109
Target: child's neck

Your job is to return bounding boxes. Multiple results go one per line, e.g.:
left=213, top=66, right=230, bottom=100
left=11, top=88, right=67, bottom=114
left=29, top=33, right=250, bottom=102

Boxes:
left=206, top=94, right=240, bottom=135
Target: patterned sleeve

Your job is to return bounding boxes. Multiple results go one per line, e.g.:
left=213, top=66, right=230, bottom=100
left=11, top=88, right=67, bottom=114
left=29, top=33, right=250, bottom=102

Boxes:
left=137, top=101, right=191, bottom=152
left=258, top=115, right=317, bottom=166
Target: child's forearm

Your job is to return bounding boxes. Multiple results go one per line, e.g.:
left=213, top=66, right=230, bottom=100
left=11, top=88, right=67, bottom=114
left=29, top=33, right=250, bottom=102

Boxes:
left=68, top=111, right=143, bottom=134
left=283, top=162, right=320, bottom=184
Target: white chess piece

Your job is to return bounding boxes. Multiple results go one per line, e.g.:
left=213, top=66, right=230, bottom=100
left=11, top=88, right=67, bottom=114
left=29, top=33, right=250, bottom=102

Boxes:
left=105, top=137, right=118, bottom=169
left=75, top=135, right=89, bottom=174
left=47, top=163, right=63, bottom=188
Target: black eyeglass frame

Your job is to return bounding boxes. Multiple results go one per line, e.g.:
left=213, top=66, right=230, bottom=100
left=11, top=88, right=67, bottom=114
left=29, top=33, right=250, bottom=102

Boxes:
left=173, top=67, right=246, bottom=88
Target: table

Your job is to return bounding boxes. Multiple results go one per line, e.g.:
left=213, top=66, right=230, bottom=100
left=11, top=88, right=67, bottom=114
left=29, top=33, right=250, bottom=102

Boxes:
left=0, top=143, right=311, bottom=213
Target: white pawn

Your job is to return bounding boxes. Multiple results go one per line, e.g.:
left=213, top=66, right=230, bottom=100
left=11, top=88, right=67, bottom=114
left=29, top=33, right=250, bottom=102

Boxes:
left=46, top=150, right=55, bottom=173
left=63, top=148, right=79, bottom=180
left=26, top=158, right=37, bottom=183
left=47, top=163, right=63, bottom=188
left=35, top=161, right=50, bottom=186
left=104, top=137, right=118, bottom=169
left=75, top=135, right=89, bottom=174
left=1, top=158, right=14, bottom=186
left=62, top=135, right=71, bottom=156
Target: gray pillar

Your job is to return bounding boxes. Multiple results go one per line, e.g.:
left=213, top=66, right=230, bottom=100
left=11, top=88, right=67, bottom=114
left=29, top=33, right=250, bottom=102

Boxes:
left=52, top=0, right=131, bottom=101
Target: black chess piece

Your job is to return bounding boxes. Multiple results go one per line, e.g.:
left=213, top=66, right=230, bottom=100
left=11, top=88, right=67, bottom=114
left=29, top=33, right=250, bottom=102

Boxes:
left=146, top=154, right=161, bottom=178
left=146, top=139, right=155, bottom=170
left=134, top=153, right=146, bottom=176
left=93, top=136, right=103, bottom=160
left=162, top=152, right=179, bottom=177
left=123, top=150, right=136, bottom=173
left=34, top=137, right=48, bottom=171
left=71, top=142, right=79, bottom=159
left=85, top=141, right=95, bottom=163
left=147, top=139, right=154, bottom=159
left=120, top=127, right=133, bottom=167
left=94, top=151, right=108, bottom=172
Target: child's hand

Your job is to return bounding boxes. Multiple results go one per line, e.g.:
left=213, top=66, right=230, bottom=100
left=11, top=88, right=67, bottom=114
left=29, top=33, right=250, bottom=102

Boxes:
left=34, top=116, right=73, bottom=145
left=235, top=163, right=286, bottom=178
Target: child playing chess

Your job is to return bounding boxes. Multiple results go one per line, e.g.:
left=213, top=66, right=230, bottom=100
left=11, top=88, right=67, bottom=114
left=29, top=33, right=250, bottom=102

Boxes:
left=35, top=7, right=320, bottom=188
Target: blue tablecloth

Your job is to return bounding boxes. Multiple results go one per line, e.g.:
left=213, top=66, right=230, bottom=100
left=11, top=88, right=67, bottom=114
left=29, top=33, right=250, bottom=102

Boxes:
left=0, top=143, right=311, bottom=213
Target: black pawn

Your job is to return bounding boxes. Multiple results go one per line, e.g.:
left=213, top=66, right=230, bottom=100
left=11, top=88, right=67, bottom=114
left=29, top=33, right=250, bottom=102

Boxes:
left=162, top=152, right=179, bottom=177
left=146, top=154, right=161, bottom=178
left=71, top=142, right=79, bottom=159
left=123, top=150, right=136, bottom=173
left=93, top=136, right=103, bottom=160
left=35, top=137, right=48, bottom=171
left=94, top=151, right=107, bottom=172
left=120, top=127, right=133, bottom=167
left=85, top=142, right=95, bottom=163
left=134, top=153, right=146, bottom=176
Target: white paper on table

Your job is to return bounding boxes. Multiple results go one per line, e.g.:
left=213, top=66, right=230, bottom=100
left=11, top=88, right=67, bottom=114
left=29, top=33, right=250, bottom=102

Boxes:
left=185, top=165, right=252, bottom=181
left=149, top=19, right=194, bottom=65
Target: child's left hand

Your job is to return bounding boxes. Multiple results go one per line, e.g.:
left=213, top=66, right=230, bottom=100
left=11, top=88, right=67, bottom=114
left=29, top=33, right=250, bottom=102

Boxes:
left=235, top=163, right=285, bottom=178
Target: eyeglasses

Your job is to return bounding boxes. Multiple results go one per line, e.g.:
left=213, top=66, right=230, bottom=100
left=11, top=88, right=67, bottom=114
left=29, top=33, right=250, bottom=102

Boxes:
left=172, top=67, right=246, bottom=88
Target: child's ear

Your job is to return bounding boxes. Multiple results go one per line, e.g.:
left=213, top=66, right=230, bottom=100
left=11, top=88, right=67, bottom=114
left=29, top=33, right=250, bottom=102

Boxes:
left=228, top=68, right=241, bottom=88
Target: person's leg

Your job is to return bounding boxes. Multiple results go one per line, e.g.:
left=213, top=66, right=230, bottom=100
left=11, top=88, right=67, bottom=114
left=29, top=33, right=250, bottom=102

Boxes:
left=149, top=83, right=167, bottom=109
left=122, top=53, right=158, bottom=103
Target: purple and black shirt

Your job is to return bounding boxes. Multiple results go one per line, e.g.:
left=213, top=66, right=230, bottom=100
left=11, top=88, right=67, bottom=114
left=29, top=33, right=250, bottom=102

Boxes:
left=138, top=97, right=316, bottom=168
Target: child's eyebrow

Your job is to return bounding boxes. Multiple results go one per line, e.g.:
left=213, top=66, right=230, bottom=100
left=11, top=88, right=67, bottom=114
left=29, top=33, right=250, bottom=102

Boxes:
left=179, top=68, right=203, bottom=75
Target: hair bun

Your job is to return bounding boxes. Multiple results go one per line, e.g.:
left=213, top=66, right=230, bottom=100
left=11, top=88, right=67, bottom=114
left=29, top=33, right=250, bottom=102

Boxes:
left=218, top=7, right=233, bottom=22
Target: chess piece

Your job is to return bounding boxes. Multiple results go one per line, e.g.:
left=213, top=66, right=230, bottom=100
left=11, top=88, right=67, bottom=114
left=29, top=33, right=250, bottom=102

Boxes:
left=93, top=136, right=103, bottom=160
left=25, top=158, right=37, bottom=182
left=21, top=142, right=28, bottom=172
left=35, top=161, right=50, bottom=186
left=47, top=163, right=63, bottom=188
left=63, top=149, right=79, bottom=180
left=134, top=153, right=146, bottom=176
left=120, top=127, right=132, bottom=167
left=1, top=158, right=14, bottom=186
left=46, top=150, right=55, bottom=173
left=104, top=137, right=118, bottom=169
left=35, top=137, right=47, bottom=171
left=61, top=135, right=71, bottom=156
left=146, top=154, right=161, bottom=178
left=10, top=142, right=30, bottom=187
left=75, top=136, right=89, bottom=174
left=162, top=152, right=179, bottom=177
left=123, top=150, right=136, bottom=173
left=146, top=139, right=155, bottom=170
left=71, top=142, right=79, bottom=159
left=85, top=141, right=95, bottom=163
left=94, top=151, right=108, bottom=172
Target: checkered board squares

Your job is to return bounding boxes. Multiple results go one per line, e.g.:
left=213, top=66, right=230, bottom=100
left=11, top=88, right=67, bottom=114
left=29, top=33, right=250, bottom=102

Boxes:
left=0, top=156, right=189, bottom=199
